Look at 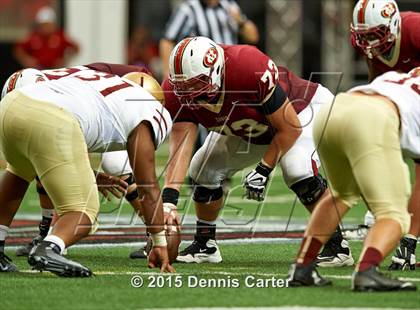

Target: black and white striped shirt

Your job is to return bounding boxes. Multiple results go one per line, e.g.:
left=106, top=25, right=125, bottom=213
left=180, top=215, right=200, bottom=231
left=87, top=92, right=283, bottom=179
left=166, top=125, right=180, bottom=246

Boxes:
left=163, top=0, right=243, bottom=44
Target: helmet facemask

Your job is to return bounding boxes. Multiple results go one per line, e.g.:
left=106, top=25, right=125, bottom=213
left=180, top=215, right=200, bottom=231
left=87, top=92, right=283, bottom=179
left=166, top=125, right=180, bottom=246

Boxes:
left=351, top=0, right=401, bottom=59
left=351, top=23, right=396, bottom=59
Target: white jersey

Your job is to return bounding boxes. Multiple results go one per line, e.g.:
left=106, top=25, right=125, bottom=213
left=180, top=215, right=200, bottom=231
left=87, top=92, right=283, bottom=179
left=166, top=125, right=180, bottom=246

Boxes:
left=18, top=69, right=172, bottom=152
left=349, top=71, right=420, bottom=160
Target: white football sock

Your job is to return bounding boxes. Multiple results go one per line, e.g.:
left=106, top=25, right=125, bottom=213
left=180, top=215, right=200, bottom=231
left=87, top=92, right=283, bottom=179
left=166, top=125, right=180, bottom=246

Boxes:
left=197, top=218, right=216, bottom=225
left=44, top=235, right=66, bottom=254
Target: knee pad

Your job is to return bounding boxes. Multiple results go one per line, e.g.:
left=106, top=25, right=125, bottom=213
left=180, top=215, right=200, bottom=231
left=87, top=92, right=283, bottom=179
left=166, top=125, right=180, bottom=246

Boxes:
left=193, top=184, right=223, bottom=203
left=123, top=173, right=139, bottom=202
left=290, top=175, right=327, bottom=206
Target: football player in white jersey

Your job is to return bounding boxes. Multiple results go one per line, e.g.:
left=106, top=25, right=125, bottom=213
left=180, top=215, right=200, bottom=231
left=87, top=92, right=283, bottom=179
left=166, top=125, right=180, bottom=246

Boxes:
left=1, top=66, right=158, bottom=260
left=287, top=68, right=419, bottom=291
left=0, top=69, right=173, bottom=276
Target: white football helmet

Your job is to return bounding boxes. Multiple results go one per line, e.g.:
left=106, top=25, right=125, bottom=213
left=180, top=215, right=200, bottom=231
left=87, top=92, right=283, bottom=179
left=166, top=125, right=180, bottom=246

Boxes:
left=351, top=0, right=401, bottom=59
left=1, top=68, right=48, bottom=100
left=168, top=36, right=224, bottom=105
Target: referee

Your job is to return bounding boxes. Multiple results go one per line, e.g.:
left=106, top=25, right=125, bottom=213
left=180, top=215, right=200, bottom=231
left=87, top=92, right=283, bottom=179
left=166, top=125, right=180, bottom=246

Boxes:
left=159, top=0, right=259, bottom=78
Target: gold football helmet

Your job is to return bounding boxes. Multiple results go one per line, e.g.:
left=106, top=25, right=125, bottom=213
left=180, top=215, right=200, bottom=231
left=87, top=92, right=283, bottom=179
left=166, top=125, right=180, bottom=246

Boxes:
left=122, top=72, right=164, bottom=104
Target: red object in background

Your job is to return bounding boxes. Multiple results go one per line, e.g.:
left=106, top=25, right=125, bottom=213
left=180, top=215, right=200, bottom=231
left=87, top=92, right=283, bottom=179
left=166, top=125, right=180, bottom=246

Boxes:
left=15, top=29, right=78, bottom=69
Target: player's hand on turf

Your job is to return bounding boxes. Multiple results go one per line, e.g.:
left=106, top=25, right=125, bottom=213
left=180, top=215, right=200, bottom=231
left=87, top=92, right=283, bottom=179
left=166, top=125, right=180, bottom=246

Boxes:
left=148, top=246, right=176, bottom=273
left=96, top=172, right=128, bottom=201
left=163, top=203, right=181, bottom=227
left=243, top=162, right=273, bottom=201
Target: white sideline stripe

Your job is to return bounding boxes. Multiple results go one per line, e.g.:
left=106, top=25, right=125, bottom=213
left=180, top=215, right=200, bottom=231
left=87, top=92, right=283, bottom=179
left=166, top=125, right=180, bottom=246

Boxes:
left=18, top=269, right=420, bottom=282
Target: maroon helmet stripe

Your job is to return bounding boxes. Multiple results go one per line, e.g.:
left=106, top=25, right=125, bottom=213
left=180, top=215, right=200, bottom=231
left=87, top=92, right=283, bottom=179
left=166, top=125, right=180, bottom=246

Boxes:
left=358, top=0, right=369, bottom=24
left=174, top=38, right=193, bottom=75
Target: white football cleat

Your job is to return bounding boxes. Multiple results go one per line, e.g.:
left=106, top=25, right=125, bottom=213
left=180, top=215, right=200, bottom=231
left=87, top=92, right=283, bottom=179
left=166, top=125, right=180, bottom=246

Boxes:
left=176, top=239, right=222, bottom=263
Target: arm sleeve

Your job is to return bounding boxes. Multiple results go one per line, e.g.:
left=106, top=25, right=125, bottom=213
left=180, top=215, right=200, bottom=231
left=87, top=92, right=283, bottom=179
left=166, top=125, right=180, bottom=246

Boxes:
left=260, top=83, right=287, bottom=115
left=163, top=4, right=193, bottom=41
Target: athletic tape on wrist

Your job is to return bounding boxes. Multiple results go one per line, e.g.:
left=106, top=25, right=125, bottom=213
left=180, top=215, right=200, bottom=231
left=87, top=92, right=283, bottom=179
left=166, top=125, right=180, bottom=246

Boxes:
left=151, top=230, right=167, bottom=247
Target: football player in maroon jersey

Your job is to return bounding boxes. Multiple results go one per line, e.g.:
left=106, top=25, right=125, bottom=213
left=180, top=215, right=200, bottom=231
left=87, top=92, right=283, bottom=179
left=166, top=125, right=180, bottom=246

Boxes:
left=351, top=0, right=420, bottom=270
left=159, top=36, right=354, bottom=267
left=351, top=0, right=420, bottom=81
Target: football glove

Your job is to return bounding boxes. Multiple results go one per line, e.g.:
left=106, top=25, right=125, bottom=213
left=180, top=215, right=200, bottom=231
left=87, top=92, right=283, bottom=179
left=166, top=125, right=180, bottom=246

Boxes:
left=388, top=237, right=417, bottom=271
left=244, top=161, right=273, bottom=201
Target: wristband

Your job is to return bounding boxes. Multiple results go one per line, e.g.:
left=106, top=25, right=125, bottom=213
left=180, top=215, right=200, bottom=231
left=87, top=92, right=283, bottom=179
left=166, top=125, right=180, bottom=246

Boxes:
left=162, top=187, right=179, bottom=205
left=255, top=161, right=273, bottom=177
left=151, top=230, right=167, bottom=247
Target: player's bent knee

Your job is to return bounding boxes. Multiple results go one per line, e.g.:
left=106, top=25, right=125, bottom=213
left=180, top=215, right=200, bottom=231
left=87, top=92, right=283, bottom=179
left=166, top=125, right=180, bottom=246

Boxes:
left=290, top=175, right=327, bottom=206
left=375, top=210, right=411, bottom=236
left=56, top=203, right=100, bottom=234
left=193, top=184, right=223, bottom=203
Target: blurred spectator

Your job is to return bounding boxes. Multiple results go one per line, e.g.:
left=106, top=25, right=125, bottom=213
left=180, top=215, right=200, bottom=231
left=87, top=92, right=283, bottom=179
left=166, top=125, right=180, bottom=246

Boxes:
left=127, top=26, right=160, bottom=76
left=14, top=6, right=79, bottom=69
left=160, top=0, right=259, bottom=78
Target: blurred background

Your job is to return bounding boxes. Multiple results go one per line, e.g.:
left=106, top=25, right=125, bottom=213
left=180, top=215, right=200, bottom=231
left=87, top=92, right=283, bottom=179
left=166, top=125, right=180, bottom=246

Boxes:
left=0, top=0, right=419, bottom=93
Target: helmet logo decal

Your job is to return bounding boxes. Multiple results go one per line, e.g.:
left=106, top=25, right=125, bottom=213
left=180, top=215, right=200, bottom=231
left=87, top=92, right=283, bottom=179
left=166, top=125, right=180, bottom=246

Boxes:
left=381, top=3, right=397, bottom=19
left=203, top=47, right=218, bottom=67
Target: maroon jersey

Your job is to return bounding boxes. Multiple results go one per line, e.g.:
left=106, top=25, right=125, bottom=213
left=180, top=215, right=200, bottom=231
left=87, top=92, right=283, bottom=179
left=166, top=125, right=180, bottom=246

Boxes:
left=42, top=62, right=151, bottom=80
left=163, top=44, right=318, bottom=145
left=352, top=12, right=420, bottom=74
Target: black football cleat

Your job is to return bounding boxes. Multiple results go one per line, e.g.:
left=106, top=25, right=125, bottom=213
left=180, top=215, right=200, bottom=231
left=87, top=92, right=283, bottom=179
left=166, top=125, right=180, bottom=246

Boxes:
left=352, top=266, right=417, bottom=292
left=0, top=252, right=18, bottom=272
left=28, top=241, right=92, bottom=277
left=287, top=263, right=332, bottom=287
left=176, top=239, right=222, bottom=263
left=317, top=237, right=354, bottom=267
left=129, top=247, right=148, bottom=259
left=129, top=235, right=153, bottom=259
left=16, top=235, right=44, bottom=257
left=388, top=237, right=417, bottom=271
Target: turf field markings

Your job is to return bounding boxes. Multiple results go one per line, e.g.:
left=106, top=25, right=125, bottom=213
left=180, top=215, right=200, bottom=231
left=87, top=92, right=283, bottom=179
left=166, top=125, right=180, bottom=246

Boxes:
left=18, top=269, right=420, bottom=282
